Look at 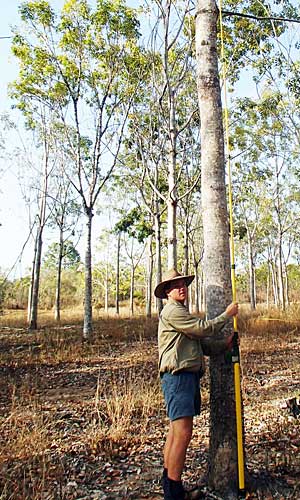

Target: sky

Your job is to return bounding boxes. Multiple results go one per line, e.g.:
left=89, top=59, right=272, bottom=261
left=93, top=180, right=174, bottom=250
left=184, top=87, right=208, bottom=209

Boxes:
left=0, top=0, right=144, bottom=280
left=0, top=0, right=254, bottom=280
left=1, top=1, right=297, bottom=280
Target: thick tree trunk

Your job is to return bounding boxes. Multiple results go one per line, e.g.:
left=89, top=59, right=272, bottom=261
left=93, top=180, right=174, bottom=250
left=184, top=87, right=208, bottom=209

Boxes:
left=83, top=210, right=93, bottom=340
left=54, top=228, right=64, bottom=322
left=115, top=232, right=121, bottom=315
left=196, top=0, right=237, bottom=493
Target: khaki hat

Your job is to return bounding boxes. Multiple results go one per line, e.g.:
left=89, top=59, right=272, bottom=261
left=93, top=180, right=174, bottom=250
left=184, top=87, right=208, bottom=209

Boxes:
left=154, top=268, right=195, bottom=299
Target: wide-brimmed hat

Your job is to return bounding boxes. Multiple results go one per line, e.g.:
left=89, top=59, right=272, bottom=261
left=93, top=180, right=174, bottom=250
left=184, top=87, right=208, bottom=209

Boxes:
left=154, top=269, right=195, bottom=299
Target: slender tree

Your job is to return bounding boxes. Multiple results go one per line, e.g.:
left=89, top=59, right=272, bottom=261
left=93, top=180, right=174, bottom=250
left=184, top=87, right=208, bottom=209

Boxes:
left=11, top=0, right=145, bottom=338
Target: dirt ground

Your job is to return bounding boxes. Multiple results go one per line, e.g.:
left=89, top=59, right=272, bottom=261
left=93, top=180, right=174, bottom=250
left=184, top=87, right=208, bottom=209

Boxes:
left=0, top=314, right=299, bottom=500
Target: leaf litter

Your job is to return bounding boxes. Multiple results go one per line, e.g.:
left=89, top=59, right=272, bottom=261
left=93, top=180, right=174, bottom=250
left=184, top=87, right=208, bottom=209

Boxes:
left=0, top=315, right=299, bottom=499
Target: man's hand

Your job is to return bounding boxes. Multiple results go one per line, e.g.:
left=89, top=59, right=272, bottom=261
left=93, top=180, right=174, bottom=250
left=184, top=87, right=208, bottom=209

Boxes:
left=225, top=302, right=238, bottom=318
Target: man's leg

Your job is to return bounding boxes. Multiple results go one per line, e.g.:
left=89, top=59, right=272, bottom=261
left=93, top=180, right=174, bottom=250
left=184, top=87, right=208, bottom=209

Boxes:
left=165, top=416, right=193, bottom=480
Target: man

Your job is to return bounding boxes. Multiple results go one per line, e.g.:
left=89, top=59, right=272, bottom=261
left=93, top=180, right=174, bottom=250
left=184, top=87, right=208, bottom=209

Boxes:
left=154, top=269, right=238, bottom=500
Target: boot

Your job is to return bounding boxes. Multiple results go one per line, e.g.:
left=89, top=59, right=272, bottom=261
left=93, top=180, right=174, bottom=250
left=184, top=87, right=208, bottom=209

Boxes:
left=164, top=476, right=185, bottom=500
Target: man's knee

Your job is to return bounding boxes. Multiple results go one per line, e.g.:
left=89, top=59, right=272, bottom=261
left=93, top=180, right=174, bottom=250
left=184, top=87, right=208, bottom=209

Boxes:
left=172, top=417, right=193, bottom=444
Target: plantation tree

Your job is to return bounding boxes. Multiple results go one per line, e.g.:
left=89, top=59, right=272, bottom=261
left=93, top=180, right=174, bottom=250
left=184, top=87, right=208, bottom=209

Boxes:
left=27, top=115, right=55, bottom=330
left=11, top=0, right=146, bottom=339
left=195, top=0, right=296, bottom=491
left=231, top=91, right=300, bottom=310
left=44, top=238, right=81, bottom=319
left=114, top=208, right=152, bottom=315
left=196, top=0, right=237, bottom=493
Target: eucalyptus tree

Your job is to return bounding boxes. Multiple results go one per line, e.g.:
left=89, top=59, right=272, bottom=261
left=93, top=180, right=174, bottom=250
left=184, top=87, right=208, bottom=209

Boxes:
left=231, top=91, right=300, bottom=310
left=131, top=0, right=199, bottom=270
left=114, top=207, right=153, bottom=315
left=196, top=1, right=238, bottom=492
left=47, top=168, right=82, bottom=321
left=10, top=0, right=145, bottom=338
left=195, top=0, right=297, bottom=490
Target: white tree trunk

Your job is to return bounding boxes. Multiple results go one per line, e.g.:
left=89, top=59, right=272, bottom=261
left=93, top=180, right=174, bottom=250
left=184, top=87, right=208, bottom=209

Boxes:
left=146, top=233, right=154, bottom=318
left=247, top=235, right=256, bottom=310
left=54, top=227, right=64, bottom=322
left=83, top=210, right=93, bottom=339
left=155, top=209, right=163, bottom=314
left=115, top=232, right=121, bottom=315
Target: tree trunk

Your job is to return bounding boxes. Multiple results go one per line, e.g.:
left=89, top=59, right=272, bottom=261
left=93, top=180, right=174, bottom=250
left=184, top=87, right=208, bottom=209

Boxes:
left=28, top=151, right=48, bottom=330
left=115, top=232, right=121, bottom=315
left=155, top=209, right=163, bottom=314
left=28, top=228, right=43, bottom=330
left=196, top=0, right=237, bottom=493
left=105, top=260, right=109, bottom=314
left=83, top=210, right=93, bottom=340
left=146, top=233, right=154, bottom=318
left=183, top=216, right=190, bottom=311
left=277, top=233, right=286, bottom=310
left=27, top=236, right=37, bottom=323
left=130, top=263, right=134, bottom=316
left=271, top=259, right=279, bottom=307
left=248, top=235, right=256, bottom=310
left=167, top=92, right=178, bottom=269
left=54, top=227, right=64, bottom=322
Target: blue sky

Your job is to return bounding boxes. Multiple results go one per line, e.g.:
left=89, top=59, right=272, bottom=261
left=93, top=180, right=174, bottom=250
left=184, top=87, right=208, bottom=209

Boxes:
left=0, top=1, right=141, bottom=278
left=1, top=1, right=298, bottom=279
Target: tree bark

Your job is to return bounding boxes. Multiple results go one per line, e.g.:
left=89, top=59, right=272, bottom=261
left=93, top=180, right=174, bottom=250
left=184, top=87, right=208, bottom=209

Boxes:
left=28, top=228, right=43, bottom=330
left=247, top=234, right=256, bottom=310
left=115, top=232, right=121, bottom=315
left=146, top=233, right=154, bottom=318
left=54, top=228, right=64, bottom=322
left=155, top=209, right=163, bottom=314
left=196, top=0, right=237, bottom=492
left=130, top=263, right=135, bottom=316
left=83, top=210, right=93, bottom=340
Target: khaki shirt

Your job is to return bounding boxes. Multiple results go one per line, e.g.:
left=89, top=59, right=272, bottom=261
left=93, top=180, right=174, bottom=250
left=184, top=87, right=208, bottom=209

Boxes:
left=158, top=298, right=230, bottom=374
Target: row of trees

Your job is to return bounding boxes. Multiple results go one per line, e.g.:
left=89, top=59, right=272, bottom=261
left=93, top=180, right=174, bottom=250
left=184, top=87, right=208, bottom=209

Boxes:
left=2, top=0, right=298, bottom=332
left=1, top=0, right=300, bottom=492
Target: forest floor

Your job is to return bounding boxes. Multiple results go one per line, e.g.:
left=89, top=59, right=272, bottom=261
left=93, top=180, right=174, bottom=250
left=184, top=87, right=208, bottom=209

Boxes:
left=0, top=309, right=299, bottom=500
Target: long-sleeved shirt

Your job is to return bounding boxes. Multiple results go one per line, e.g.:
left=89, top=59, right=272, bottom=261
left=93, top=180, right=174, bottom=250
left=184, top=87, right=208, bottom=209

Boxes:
left=158, top=298, right=230, bottom=374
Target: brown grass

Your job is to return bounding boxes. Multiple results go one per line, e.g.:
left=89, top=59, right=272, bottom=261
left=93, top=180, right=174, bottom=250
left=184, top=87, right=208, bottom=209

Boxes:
left=0, top=307, right=299, bottom=499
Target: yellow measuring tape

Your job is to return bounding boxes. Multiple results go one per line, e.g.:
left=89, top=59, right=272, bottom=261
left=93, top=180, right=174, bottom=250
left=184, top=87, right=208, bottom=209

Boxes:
left=218, top=2, right=246, bottom=496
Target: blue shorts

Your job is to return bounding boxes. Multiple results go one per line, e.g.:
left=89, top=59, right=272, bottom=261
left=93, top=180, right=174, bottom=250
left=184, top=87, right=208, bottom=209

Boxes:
left=161, top=371, right=201, bottom=421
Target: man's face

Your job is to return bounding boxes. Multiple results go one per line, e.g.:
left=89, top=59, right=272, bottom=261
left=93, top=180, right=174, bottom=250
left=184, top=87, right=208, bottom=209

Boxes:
left=166, top=279, right=187, bottom=303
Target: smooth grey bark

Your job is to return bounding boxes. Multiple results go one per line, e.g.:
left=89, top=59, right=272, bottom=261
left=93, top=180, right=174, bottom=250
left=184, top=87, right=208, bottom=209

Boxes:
left=54, top=227, right=64, bottom=322
left=155, top=208, right=163, bottom=315
left=247, top=235, right=256, bottom=310
left=27, top=234, right=37, bottom=323
left=83, top=210, right=93, bottom=339
left=146, top=233, right=154, bottom=318
left=196, top=0, right=238, bottom=492
left=28, top=145, right=48, bottom=330
left=28, top=227, right=43, bottom=330
left=115, top=232, right=121, bottom=315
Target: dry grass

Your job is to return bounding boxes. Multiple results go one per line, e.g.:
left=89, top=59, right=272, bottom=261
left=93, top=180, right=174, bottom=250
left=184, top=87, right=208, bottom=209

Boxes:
left=0, top=306, right=299, bottom=499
